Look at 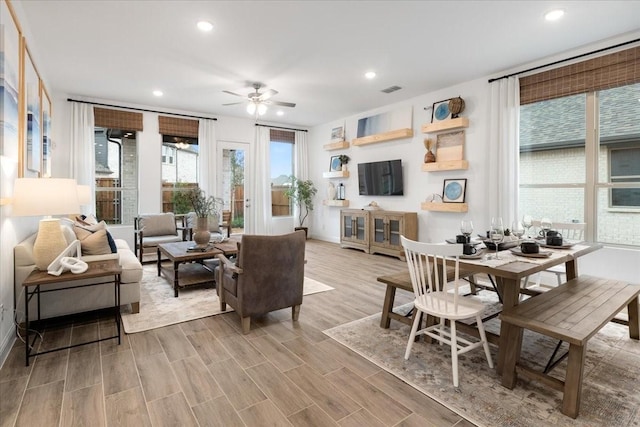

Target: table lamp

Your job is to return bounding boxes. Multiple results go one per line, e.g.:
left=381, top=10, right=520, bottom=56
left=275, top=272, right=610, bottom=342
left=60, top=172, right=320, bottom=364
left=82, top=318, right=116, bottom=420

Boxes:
left=13, top=178, right=80, bottom=270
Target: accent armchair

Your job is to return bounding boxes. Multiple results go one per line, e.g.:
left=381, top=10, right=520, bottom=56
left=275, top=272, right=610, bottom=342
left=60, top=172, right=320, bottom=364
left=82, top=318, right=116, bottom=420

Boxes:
left=134, top=212, right=187, bottom=262
left=216, top=230, right=306, bottom=334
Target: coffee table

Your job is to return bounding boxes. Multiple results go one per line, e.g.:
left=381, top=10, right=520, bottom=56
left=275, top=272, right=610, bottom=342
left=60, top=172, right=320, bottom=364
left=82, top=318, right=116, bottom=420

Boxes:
left=157, top=241, right=222, bottom=297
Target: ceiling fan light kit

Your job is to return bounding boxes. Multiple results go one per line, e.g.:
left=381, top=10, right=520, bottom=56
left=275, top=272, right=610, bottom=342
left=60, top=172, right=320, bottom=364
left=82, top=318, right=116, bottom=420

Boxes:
left=225, top=83, right=296, bottom=116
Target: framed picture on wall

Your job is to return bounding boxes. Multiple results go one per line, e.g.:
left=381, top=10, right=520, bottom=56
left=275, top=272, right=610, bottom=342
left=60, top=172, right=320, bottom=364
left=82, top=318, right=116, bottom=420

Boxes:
left=442, top=178, right=467, bottom=203
left=330, top=155, right=342, bottom=172
left=24, top=46, right=42, bottom=176
left=0, top=0, right=21, bottom=160
left=431, top=98, right=452, bottom=123
left=41, top=89, right=52, bottom=177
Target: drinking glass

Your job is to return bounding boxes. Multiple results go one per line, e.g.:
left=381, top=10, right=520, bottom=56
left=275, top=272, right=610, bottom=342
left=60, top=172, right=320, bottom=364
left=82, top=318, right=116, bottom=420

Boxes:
left=522, top=215, right=533, bottom=238
left=511, top=221, right=525, bottom=240
left=490, top=217, right=504, bottom=259
left=540, top=217, right=553, bottom=238
left=460, top=220, right=473, bottom=240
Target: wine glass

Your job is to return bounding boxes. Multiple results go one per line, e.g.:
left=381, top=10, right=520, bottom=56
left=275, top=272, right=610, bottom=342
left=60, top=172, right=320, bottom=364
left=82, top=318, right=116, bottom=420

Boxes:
left=512, top=221, right=525, bottom=241
left=490, top=217, right=504, bottom=259
left=460, top=220, right=473, bottom=241
left=522, top=215, right=533, bottom=238
left=540, top=217, right=553, bottom=239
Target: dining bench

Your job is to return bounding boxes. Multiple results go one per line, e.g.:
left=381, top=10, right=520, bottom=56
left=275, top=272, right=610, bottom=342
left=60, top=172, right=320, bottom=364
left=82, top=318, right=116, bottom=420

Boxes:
left=500, top=275, right=640, bottom=418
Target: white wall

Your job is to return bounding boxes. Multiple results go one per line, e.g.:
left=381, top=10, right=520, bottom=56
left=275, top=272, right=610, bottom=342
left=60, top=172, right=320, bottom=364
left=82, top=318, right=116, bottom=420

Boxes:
left=308, top=77, right=491, bottom=244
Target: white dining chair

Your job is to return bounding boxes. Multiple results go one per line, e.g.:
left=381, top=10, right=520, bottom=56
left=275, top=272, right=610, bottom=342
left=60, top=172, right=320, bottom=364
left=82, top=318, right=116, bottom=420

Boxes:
left=522, top=221, right=586, bottom=289
left=401, top=236, right=493, bottom=388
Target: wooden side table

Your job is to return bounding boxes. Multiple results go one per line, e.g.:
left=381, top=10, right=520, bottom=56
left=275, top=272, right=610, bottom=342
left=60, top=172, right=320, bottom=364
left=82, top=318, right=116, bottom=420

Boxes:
left=21, top=259, right=122, bottom=366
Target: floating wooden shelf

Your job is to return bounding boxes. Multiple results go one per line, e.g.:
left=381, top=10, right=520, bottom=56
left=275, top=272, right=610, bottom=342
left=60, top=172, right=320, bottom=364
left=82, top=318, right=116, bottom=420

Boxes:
left=421, top=202, right=468, bottom=213
left=324, top=199, right=349, bottom=207
left=421, top=117, right=469, bottom=134
left=323, top=140, right=350, bottom=151
left=352, top=128, right=413, bottom=146
left=323, top=170, right=350, bottom=179
left=421, top=160, right=469, bottom=172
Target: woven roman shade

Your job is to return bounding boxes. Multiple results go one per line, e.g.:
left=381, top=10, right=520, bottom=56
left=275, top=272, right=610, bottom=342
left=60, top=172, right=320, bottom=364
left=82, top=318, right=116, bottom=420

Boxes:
left=520, top=46, right=640, bottom=105
left=94, top=107, right=143, bottom=131
left=158, top=116, right=199, bottom=138
left=270, top=129, right=295, bottom=143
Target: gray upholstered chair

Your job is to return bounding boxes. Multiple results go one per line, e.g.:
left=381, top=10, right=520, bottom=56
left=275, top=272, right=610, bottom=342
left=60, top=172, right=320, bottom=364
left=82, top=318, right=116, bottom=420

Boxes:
left=216, top=230, right=306, bottom=334
left=134, top=212, right=186, bottom=262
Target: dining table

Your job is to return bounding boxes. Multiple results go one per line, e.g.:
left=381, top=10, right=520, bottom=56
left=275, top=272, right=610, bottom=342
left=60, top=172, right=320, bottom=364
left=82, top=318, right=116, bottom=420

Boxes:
left=453, top=240, right=603, bottom=373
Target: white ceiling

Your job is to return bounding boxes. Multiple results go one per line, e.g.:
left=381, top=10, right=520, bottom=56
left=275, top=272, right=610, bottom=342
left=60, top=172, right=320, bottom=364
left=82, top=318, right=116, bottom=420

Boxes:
left=15, top=1, right=640, bottom=127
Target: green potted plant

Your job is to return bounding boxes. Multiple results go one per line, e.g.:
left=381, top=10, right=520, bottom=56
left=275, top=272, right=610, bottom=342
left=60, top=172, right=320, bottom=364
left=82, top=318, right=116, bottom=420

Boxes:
left=338, top=154, right=350, bottom=171
left=284, top=176, right=317, bottom=238
left=187, top=188, right=223, bottom=247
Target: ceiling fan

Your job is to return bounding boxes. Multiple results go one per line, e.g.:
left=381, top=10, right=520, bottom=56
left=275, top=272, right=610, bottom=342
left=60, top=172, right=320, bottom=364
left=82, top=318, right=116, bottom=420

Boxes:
left=223, top=83, right=296, bottom=115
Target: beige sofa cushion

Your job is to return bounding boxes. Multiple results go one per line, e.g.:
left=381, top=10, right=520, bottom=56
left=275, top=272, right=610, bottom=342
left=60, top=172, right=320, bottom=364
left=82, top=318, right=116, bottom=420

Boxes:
left=139, top=213, right=177, bottom=237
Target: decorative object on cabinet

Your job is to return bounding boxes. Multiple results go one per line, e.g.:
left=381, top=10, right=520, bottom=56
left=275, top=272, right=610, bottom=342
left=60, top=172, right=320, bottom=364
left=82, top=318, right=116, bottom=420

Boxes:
left=424, top=138, right=436, bottom=163
left=352, top=106, right=413, bottom=146
left=443, top=179, right=467, bottom=203
left=448, top=96, right=465, bottom=118
left=330, top=125, right=345, bottom=142
left=330, top=155, right=342, bottom=172
left=364, top=201, right=381, bottom=210
left=284, top=176, right=317, bottom=235
left=339, top=209, right=417, bottom=261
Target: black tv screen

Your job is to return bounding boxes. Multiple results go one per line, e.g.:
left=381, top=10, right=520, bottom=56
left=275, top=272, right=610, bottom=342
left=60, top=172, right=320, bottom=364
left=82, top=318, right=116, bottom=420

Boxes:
left=358, top=159, right=404, bottom=196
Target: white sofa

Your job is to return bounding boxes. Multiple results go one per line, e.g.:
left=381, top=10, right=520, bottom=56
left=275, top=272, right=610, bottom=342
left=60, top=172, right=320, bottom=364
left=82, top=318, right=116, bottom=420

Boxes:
left=14, top=220, right=143, bottom=320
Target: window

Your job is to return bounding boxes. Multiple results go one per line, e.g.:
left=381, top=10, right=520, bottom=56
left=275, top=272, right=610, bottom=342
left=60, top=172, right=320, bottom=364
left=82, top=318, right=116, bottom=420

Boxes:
left=270, top=129, right=295, bottom=217
left=161, top=135, right=199, bottom=213
left=94, top=127, right=138, bottom=225
left=519, top=82, right=640, bottom=246
left=609, top=146, right=640, bottom=208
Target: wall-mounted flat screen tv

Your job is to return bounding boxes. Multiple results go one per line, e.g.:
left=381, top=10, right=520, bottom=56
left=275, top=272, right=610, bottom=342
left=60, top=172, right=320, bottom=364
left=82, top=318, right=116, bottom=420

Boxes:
left=358, top=159, right=404, bottom=196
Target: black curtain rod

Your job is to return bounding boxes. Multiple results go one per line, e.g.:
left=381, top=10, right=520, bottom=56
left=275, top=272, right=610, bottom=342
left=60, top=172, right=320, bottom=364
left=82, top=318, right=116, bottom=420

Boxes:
left=67, top=98, right=217, bottom=121
left=255, top=123, right=308, bottom=132
left=488, top=38, right=640, bottom=83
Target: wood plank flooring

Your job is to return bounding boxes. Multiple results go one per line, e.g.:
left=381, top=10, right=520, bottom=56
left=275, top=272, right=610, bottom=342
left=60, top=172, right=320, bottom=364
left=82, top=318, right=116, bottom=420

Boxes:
left=0, top=239, right=475, bottom=427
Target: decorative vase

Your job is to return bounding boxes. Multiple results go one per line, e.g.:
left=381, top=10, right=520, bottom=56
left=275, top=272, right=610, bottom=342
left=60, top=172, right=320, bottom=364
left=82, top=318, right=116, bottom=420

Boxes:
left=193, top=216, right=211, bottom=247
left=425, top=150, right=436, bottom=163
left=327, top=182, right=337, bottom=200
left=341, top=164, right=348, bottom=172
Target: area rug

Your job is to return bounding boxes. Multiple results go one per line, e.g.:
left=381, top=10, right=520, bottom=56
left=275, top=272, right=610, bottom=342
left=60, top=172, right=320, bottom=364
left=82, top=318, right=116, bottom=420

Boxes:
left=121, top=265, right=334, bottom=333
left=324, top=297, right=640, bottom=427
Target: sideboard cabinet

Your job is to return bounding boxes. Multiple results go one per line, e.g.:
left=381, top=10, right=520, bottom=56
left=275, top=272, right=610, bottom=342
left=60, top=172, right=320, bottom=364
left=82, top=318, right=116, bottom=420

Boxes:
left=340, top=209, right=417, bottom=260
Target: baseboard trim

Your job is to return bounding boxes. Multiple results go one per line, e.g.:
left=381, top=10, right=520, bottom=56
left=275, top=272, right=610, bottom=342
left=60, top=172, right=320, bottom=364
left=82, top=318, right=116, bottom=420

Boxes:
left=0, top=328, right=16, bottom=370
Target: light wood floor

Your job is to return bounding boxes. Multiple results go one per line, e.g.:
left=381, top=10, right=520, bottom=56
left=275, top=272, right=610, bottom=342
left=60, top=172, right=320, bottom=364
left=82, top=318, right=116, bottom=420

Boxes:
left=0, top=239, right=475, bottom=427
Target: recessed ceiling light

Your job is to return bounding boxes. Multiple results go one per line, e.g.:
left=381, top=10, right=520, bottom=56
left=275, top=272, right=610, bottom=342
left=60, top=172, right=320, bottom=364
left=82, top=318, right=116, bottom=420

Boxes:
left=365, top=71, right=376, bottom=79
left=544, top=9, right=565, bottom=21
left=153, top=90, right=163, bottom=97
left=276, top=110, right=284, bottom=116
left=197, top=21, right=213, bottom=32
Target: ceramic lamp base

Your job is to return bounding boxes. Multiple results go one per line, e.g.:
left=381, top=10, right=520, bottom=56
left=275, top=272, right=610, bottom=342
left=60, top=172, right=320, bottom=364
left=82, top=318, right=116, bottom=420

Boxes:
left=33, top=219, right=68, bottom=270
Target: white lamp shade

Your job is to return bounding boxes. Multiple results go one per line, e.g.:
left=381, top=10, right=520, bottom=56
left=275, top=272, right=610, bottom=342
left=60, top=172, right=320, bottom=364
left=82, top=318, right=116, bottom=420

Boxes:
left=257, top=103, right=267, bottom=115
left=12, top=178, right=80, bottom=216
left=246, top=102, right=257, bottom=115
left=77, top=185, right=92, bottom=206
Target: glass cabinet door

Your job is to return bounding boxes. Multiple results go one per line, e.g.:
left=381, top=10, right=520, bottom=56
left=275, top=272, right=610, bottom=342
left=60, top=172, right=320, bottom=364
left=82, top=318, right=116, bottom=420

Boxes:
left=373, top=217, right=385, bottom=243
left=388, top=218, right=401, bottom=246
left=343, top=214, right=353, bottom=238
left=355, top=216, right=366, bottom=240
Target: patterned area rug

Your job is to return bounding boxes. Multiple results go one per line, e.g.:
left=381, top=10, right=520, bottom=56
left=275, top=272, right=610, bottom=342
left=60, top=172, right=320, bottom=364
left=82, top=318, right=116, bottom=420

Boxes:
left=121, top=265, right=334, bottom=334
left=324, top=292, right=640, bottom=427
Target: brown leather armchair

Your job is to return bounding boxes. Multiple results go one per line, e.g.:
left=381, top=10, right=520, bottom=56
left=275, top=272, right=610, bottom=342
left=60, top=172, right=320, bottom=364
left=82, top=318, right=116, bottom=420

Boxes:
left=216, top=230, right=306, bottom=334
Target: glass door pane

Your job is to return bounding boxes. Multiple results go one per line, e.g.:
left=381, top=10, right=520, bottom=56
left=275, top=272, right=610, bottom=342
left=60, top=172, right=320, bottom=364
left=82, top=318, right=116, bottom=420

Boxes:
left=219, top=142, right=249, bottom=236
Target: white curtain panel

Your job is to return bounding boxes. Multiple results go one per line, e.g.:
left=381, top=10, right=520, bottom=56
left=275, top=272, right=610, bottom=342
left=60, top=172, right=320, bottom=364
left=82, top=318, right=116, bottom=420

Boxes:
left=248, top=126, right=272, bottom=235
left=198, top=118, right=217, bottom=197
left=293, top=130, right=309, bottom=227
left=69, top=102, right=95, bottom=214
left=488, top=76, right=520, bottom=224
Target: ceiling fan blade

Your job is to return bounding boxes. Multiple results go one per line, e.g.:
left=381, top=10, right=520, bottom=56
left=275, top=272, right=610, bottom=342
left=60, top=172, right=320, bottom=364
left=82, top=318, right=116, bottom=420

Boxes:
left=222, top=102, right=244, bottom=106
left=271, top=100, right=296, bottom=108
left=222, top=90, right=247, bottom=98
left=258, top=89, right=278, bottom=101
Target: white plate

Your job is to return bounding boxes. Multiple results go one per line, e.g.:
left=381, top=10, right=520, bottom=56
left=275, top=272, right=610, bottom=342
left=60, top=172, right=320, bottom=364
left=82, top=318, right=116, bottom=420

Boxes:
left=446, top=238, right=482, bottom=245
